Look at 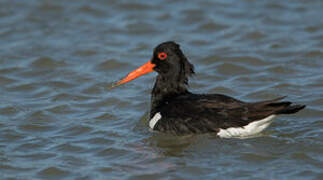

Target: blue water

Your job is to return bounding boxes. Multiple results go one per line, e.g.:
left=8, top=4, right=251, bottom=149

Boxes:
left=0, top=0, right=322, bottom=179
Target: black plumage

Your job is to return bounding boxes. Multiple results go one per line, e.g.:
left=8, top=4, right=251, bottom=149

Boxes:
left=117, top=41, right=306, bottom=136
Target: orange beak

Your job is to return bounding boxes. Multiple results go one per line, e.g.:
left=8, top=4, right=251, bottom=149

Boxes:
left=115, top=61, right=155, bottom=86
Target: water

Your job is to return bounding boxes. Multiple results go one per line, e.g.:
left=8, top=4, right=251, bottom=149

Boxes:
left=0, top=0, right=323, bottom=179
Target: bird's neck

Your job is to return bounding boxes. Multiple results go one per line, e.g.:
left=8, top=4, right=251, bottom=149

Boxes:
left=150, top=74, right=189, bottom=116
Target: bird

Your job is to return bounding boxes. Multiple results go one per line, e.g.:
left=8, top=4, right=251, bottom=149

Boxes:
left=115, top=41, right=305, bottom=138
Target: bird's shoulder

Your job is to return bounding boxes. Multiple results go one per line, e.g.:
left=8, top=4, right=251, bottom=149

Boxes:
left=156, top=93, right=247, bottom=119
left=168, top=93, right=245, bottom=109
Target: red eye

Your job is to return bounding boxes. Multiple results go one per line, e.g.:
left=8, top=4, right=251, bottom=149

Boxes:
left=158, top=52, right=167, bottom=60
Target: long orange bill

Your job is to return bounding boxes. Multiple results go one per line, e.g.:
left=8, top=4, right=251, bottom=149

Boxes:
left=115, top=60, right=155, bottom=86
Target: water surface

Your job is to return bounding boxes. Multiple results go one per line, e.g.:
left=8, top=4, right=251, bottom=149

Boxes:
left=0, top=0, right=323, bottom=179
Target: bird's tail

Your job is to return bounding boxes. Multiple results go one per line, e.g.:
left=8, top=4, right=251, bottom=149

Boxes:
left=275, top=104, right=306, bottom=114
left=254, top=96, right=306, bottom=115
left=265, top=99, right=306, bottom=115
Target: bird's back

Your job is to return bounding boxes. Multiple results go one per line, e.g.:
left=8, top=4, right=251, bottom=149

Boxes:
left=151, top=94, right=305, bottom=135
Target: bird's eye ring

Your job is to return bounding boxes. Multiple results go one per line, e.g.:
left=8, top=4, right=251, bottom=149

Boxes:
left=158, top=52, right=167, bottom=60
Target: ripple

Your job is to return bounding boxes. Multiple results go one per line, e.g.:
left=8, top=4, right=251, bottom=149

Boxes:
left=265, top=2, right=286, bottom=10
left=26, top=111, right=55, bottom=123
left=14, top=143, right=46, bottom=152
left=117, top=2, right=153, bottom=11
left=125, top=22, right=159, bottom=35
left=243, top=90, right=280, bottom=100
left=272, top=83, right=304, bottom=94
left=310, top=97, right=323, bottom=107
left=81, top=82, right=106, bottom=95
left=96, top=147, right=129, bottom=158
left=235, top=75, right=279, bottom=85
left=0, top=75, right=17, bottom=84
left=30, top=57, right=66, bottom=69
left=94, top=112, right=117, bottom=120
left=95, top=59, right=130, bottom=72
left=17, top=153, right=56, bottom=161
left=305, top=26, right=321, bottom=33
left=304, top=50, right=323, bottom=58
left=200, top=55, right=268, bottom=69
left=239, top=31, right=267, bottom=41
left=181, top=9, right=206, bottom=23
left=60, top=155, right=89, bottom=167
left=0, top=164, right=34, bottom=174
left=51, top=93, right=93, bottom=102
left=0, top=129, right=25, bottom=143
left=19, top=124, right=56, bottom=133
left=190, top=39, right=212, bottom=46
left=15, top=69, right=52, bottom=79
left=37, top=2, right=64, bottom=12
left=239, top=152, right=276, bottom=162
left=37, top=167, right=70, bottom=179
left=79, top=5, right=106, bottom=17
left=46, top=104, right=76, bottom=114
left=73, top=49, right=97, bottom=57
left=291, top=152, right=313, bottom=161
left=54, top=143, right=88, bottom=154
left=199, top=55, right=222, bottom=65
left=197, top=22, right=229, bottom=32
left=266, top=65, right=298, bottom=74
left=226, top=56, right=269, bottom=68
left=216, top=63, right=255, bottom=75
left=76, top=137, right=114, bottom=146
left=0, top=67, right=22, bottom=75
left=7, top=83, right=38, bottom=92
left=297, top=107, right=323, bottom=119
left=59, top=125, right=93, bottom=136
left=45, top=80, right=75, bottom=89
left=208, top=86, right=238, bottom=96
left=0, top=106, right=19, bottom=116
left=97, top=167, right=114, bottom=174
left=74, top=97, right=131, bottom=110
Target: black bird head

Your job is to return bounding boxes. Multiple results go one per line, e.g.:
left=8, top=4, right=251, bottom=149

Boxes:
left=151, top=41, right=194, bottom=80
left=116, top=41, right=194, bottom=86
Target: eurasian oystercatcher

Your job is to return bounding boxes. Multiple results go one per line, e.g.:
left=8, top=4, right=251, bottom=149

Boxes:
left=115, top=41, right=305, bottom=137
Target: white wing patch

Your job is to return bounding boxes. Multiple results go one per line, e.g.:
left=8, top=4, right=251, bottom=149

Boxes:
left=217, top=115, right=276, bottom=138
left=149, top=112, right=162, bottom=129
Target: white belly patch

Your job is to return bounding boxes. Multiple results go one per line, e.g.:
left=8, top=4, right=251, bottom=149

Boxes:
left=149, top=112, right=162, bottom=129
left=217, top=115, right=276, bottom=138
